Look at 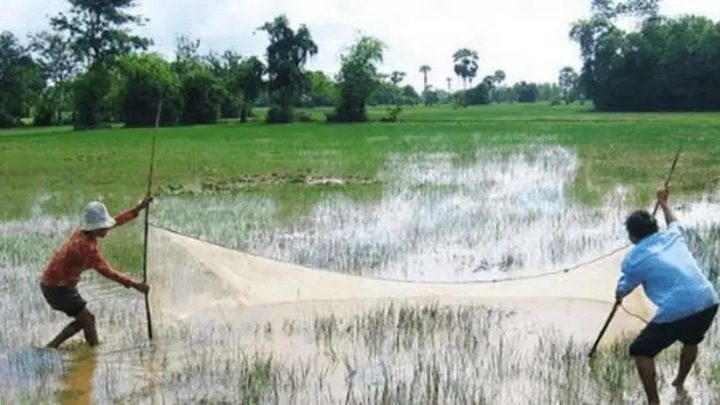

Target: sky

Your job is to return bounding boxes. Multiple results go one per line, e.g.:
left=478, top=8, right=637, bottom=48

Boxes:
left=4, top=0, right=720, bottom=91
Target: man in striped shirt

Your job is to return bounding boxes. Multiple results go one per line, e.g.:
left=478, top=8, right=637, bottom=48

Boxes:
left=40, top=197, right=152, bottom=348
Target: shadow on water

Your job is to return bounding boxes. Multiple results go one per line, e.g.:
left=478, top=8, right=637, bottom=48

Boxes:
left=59, top=346, right=96, bottom=405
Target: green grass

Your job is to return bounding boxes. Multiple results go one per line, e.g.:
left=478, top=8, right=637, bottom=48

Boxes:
left=2, top=103, right=719, bottom=220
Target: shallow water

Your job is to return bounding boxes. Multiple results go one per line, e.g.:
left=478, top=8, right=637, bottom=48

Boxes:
left=155, top=146, right=720, bottom=282
left=2, top=146, right=720, bottom=403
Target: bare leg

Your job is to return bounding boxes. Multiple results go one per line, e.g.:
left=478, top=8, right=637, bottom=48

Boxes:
left=76, top=308, right=98, bottom=346
left=635, top=356, right=660, bottom=405
left=672, top=345, right=698, bottom=390
left=46, top=320, right=82, bottom=348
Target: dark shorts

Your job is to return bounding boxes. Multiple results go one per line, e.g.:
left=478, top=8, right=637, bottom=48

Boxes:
left=40, top=284, right=87, bottom=317
left=629, top=304, right=718, bottom=358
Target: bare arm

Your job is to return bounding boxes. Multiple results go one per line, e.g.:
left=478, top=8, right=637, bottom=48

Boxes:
left=112, top=195, right=154, bottom=228
left=89, top=246, right=149, bottom=293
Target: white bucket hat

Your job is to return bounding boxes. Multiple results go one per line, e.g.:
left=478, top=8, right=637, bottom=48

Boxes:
left=82, top=201, right=116, bottom=231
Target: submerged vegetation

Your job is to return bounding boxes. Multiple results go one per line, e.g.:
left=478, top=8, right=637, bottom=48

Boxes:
left=1, top=140, right=719, bottom=402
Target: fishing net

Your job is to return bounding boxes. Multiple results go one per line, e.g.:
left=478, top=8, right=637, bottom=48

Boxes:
left=147, top=224, right=654, bottom=344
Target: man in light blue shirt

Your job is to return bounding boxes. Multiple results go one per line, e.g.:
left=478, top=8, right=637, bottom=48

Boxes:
left=617, top=187, right=718, bottom=405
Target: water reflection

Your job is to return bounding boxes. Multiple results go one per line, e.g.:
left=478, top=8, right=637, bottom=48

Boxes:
left=1, top=146, right=719, bottom=403
left=59, top=346, right=96, bottom=405
left=154, top=146, right=720, bottom=282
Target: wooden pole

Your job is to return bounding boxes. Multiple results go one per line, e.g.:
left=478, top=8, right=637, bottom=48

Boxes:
left=142, top=101, right=162, bottom=341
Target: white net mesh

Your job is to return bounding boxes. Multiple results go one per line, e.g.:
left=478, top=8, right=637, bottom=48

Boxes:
left=148, top=225, right=653, bottom=344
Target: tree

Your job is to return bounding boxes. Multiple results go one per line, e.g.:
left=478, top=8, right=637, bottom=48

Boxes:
left=180, top=66, right=222, bottom=124
left=462, top=82, right=491, bottom=105
left=419, top=65, right=432, bottom=106
left=401, top=85, right=421, bottom=105
left=493, top=70, right=506, bottom=86
left=446, top=77, right=452, bottom=92
left=419, top=64, right=431, bottom=97
left=490, top=85, right=517, bottom=103
left=175, top=36, right=201, bottom=67
left=423, top=87, right=440, bottom=105
left=169, top=36, right=222, bottom=124
left=29, top=31, right=78, bottom=85
left=232, top=56, right=265, bottom=122
left=29, top=31, right=80, bottom=124
left=390, top=71, right=406, bottom=86
left=258, top=15, right=318, bottom=123
left=50, top=0, right=151, bottom=128
left=452, top=48, right=479, bottom=89
left=389, top=71, right=406, bottom=107
left=205, top=50, right=243, bottom=119
left=536, top=82, right=563, bottom=102
left=114, top=54, right=182, bottom=127
left=0, top=32, right=43, bottom=127
left=515, top=81, right=538, bottom=103
left=330, top=36, right=384, bottom=122
left=306, top=70, right=337, bottom=107
left=558, top=67, right=579, bottom=104
left=591, top=0, right=659, bottom=19
left=572, top=1, right=720, bottom=111
left=72, top=64, right=111, bottom=128
left=419, top=65, right=431, bottom=90
left=367, top=81, right=399, bottom=106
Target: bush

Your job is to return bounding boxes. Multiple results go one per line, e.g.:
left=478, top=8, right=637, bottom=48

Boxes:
left=265, top=106, right=294, bottom=123
left=380, top=106, right=402, bottom=122
left=456, top=83, right=491, bottom=106
left=327, top=100, right=367, bottom=122
left=296, top=110, right=314, bottom=122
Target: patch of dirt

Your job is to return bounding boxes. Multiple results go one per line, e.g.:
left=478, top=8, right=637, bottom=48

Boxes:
left=158, top=172, right=378, bottom=195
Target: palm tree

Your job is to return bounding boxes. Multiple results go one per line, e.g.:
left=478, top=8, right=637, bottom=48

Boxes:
left=390, top=71, right=406, bottom=107
left=452, top=48, right=479, bottom=89
left=446, top=77, right=452, bottom=92
left=390, top=70, right=406, bottom=86
left=419, top=65, right=431, bottom=93
left=493, top=70, right=506, bottom=86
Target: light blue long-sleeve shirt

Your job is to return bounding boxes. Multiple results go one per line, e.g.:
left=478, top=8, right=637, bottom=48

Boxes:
left=617, top=222, right=719, bottom=323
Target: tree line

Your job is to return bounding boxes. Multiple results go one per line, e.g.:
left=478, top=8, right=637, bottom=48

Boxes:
left=0, top=0, right=585, bottom=129
left=571, top=0, right=720, bottom=111
left=4, top=0, right=715, bottom=128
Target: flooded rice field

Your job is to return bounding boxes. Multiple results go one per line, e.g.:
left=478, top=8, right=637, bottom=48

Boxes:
left=154, top=146, right=720, bottom=281
left=2, top=145, right=720, bottom=403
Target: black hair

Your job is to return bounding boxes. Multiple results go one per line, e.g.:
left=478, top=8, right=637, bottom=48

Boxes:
left=625, top=210, right=659, bottom=241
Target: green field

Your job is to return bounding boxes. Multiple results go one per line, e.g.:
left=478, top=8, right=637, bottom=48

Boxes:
left=3, top=103, right=719, bottom=219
